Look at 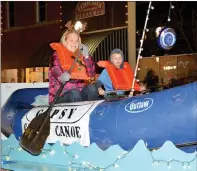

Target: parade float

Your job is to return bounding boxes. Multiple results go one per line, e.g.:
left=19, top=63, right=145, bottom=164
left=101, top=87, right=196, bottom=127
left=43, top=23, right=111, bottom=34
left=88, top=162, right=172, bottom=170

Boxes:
left=1, top=80, right=197, bottom=152
left=1, top=78, right=197, bottom=171
left=1, top=2, right=197, bottom=171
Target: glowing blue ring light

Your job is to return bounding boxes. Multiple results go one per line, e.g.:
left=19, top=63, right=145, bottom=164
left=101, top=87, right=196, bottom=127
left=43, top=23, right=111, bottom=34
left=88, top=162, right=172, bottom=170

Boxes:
left=158, top=28, right=176, bottom=50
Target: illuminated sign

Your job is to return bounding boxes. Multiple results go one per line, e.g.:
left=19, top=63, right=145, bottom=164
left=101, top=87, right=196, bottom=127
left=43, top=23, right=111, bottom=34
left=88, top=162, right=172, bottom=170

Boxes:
left=163, top=66, right=177, bottom=70
left=158, top=28, right=176, bottom=50
left=75, top=2, right=105, bottom=19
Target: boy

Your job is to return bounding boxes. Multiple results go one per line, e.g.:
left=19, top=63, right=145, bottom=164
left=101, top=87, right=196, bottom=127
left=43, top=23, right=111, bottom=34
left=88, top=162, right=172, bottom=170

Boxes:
left=96, top=48, right=145, bottom=96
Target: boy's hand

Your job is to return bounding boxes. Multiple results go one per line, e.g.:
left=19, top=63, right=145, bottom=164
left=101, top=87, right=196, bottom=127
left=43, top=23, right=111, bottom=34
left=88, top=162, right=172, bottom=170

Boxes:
left=129, top=91, right=133, bottom=97
left=140, top=85, right=146, bottom=91
left=98, top=88, right=105, bottom=96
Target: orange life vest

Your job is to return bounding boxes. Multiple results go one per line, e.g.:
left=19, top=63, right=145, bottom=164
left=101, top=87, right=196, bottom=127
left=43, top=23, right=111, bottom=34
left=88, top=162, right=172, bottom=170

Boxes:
left=97, top=61, right=140, bottom=91
left=50, top=42, right=89, bottom=80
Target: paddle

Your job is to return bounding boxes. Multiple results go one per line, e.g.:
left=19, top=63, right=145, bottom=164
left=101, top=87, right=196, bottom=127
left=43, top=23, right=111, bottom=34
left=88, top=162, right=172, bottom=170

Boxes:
left=20, top=47, right=82, bottom=155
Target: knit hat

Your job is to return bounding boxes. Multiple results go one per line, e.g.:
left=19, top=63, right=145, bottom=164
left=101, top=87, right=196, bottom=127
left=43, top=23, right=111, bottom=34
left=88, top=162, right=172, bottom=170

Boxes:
left=109, top=48, right=124, bottom=69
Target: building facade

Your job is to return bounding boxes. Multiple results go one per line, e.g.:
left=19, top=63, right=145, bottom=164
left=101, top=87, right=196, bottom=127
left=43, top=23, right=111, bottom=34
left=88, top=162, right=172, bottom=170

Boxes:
left=1, top=1, right=196, bottom=84
left=1, top=1, right=128, bottom=83
left=1, top=1, right=62, bottom=82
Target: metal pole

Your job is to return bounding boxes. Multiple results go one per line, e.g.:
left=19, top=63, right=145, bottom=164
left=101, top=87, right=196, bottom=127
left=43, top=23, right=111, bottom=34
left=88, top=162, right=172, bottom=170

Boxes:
left=127, top=2, right=136, bottom=69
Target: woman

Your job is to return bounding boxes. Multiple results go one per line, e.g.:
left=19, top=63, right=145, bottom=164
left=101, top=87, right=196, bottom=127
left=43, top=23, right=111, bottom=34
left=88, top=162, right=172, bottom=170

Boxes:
left=49, top=29, right=98, bottom=104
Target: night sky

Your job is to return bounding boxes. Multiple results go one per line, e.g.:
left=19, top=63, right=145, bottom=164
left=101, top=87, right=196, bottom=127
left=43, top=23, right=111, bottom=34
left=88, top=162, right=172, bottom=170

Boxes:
left=136, top=2, right=197, bottom=57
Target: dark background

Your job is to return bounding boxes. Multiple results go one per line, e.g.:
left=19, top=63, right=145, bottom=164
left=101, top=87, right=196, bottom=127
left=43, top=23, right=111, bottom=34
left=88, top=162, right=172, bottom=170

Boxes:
left=136, top=2, right=197, bottom=57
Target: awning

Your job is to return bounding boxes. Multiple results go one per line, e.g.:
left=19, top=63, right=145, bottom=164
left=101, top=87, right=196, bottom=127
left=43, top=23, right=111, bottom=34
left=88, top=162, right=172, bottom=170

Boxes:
left=81, top=31, right=113, bottom=55
left=28, top=43, right=54, bottom=68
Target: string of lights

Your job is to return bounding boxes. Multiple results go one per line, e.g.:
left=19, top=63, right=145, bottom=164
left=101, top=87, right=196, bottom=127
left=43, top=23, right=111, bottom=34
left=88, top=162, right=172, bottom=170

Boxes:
left=131, top=1, right=154, bottom=92
left=2, top=142, right=197, bottom=171
left=125, top=4, right=127, bottom=24
left=150, top=150, right=196, bottom=170
left=167, top=2, right=175, bottom=22
left=2, top=145, right=21, bottom=161
left=132, top=1, right=178, bottom=88
left=1, top=4, right=3, bottom=37
left=60, top=3, right=62, bottom=29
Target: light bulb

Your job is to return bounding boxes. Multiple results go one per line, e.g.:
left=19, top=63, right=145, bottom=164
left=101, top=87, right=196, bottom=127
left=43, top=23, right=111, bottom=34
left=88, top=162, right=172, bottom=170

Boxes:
left=114, top=164, right=119, bottom=168
left=50, top=150, right=55, bottom=156
left=123, top=151, right=128, bottom=155
left=18, top=147, right=22, bottom=151
left=6, top=156, right=10, bottom=161
left=74, top=21, right=82, bottom=31
left=183, top=165, right=187, bottom=169
left=168, top=165, right=171, bottom=169
left=117, top=156, right=121, bottom=159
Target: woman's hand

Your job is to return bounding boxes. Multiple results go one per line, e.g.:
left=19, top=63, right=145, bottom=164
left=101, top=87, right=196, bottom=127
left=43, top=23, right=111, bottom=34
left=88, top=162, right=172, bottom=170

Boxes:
left=59, top=71, right=71, bottom=83
left=79, top=44, right=89, bottom=58
left=98, top=87, right=105, bottom=96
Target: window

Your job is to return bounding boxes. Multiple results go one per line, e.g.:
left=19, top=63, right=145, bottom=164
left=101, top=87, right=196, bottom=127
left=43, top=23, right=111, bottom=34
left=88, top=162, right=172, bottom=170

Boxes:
left=36, top=1, right=46, bottom=22
left=7, top=2, right=15, bottom=27
left=25, top=67, right=49, bottom=83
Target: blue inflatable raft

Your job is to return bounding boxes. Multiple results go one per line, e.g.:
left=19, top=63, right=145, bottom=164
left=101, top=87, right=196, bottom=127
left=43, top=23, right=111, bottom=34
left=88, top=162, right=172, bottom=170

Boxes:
left=1, top=81, right=197, bottom=153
